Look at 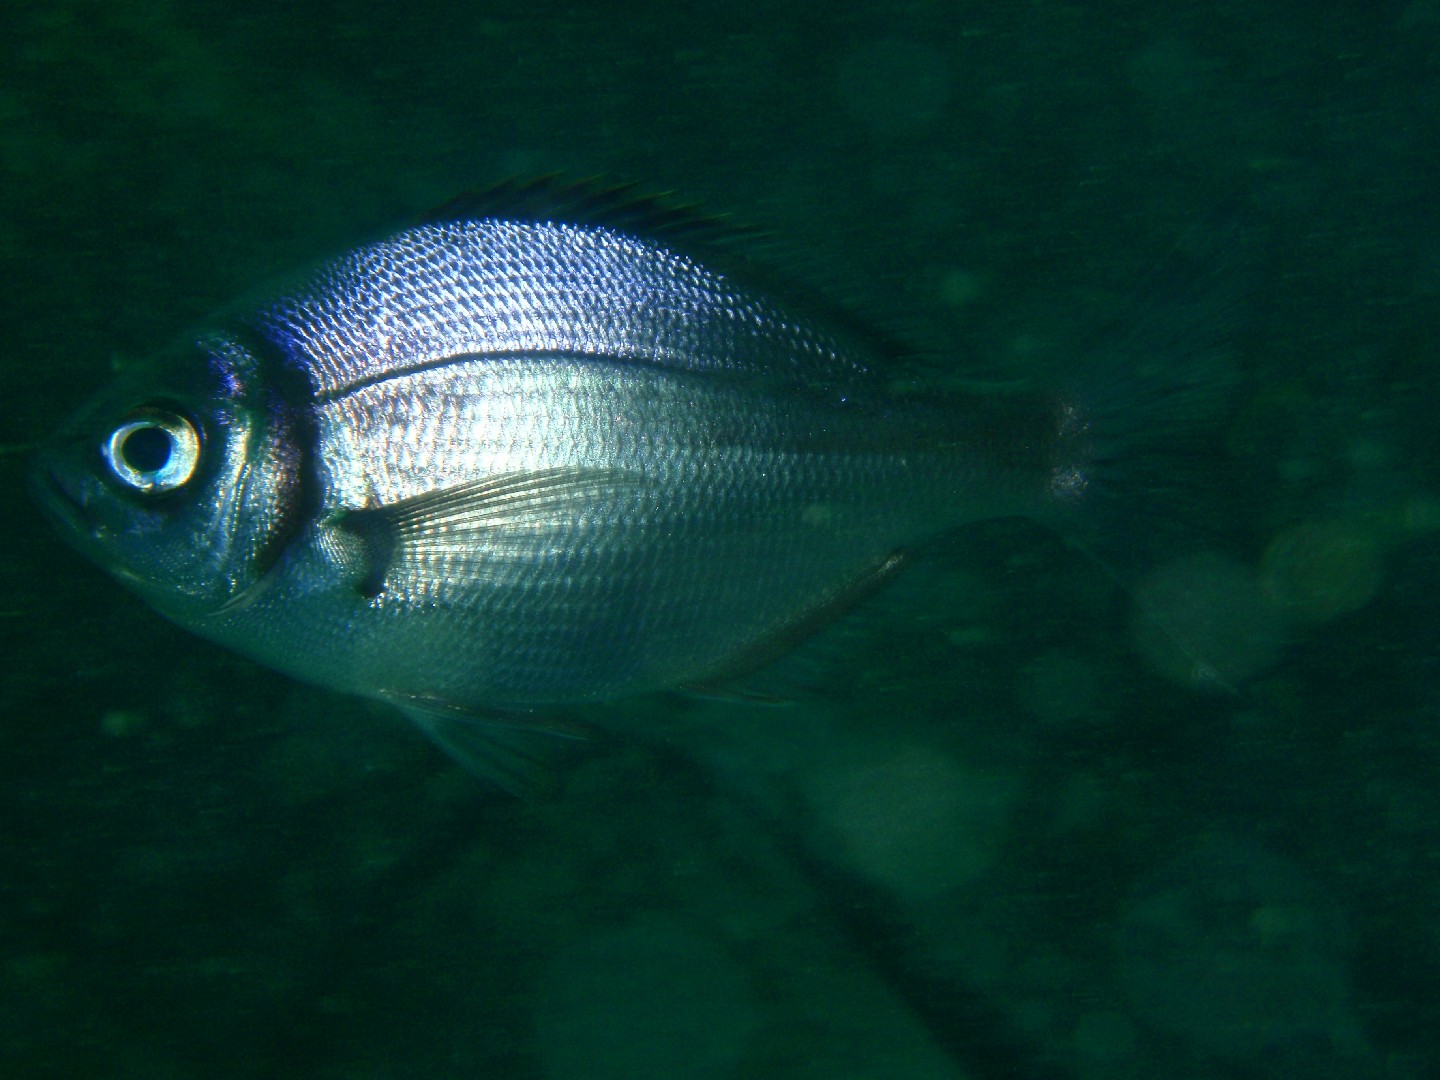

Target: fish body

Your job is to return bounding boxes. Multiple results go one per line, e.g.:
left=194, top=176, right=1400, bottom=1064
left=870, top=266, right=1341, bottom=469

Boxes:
left=33, top=183, right=1093, bottom=738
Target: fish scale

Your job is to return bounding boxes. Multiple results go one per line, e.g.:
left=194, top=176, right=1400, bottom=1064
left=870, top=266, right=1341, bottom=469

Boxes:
left=260, top=220, right=871, bottom=399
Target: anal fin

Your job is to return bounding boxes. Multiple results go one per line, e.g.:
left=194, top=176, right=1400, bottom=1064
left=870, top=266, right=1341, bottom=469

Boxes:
left=683, top=550, right=910, bottom=702
left=380, top=690, right=597, bottom=795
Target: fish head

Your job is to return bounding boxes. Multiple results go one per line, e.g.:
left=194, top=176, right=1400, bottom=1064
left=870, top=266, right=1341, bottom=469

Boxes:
left=30, top=333, right=308, bottom=620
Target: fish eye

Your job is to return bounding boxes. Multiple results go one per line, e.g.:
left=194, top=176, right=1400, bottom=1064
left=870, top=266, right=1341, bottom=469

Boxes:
left=102, top=409, right=202, bottom=494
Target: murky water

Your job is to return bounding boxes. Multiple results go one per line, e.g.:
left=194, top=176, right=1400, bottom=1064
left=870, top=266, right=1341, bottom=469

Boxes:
left=3, top=2, right=1437, bottom=1077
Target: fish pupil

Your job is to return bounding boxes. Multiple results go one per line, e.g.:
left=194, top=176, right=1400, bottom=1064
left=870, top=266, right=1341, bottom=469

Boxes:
left=120, top=425, right=173, bottom=474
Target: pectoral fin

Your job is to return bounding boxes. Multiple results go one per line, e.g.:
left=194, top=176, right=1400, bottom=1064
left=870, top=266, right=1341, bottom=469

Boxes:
left=324, top=466, right=641, bottom=598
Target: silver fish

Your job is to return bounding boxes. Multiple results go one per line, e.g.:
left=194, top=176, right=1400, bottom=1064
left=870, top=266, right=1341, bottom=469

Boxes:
left=31, top=180, right=1212, bottom=781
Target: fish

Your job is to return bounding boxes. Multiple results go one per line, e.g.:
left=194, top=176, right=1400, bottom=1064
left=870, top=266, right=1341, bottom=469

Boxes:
left=30, top=179, right=1243, bottom=785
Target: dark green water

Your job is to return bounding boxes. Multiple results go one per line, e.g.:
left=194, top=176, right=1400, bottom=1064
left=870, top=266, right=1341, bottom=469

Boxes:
left=3, top=1, right=1438, bottom=1077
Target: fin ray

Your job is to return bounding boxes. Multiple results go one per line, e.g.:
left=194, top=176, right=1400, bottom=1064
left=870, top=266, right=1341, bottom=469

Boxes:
left=683, top=550, right=910, bottom=699
left=324, top=467, right=642, bottom=596
left=382, top=689, right=595, bottom=795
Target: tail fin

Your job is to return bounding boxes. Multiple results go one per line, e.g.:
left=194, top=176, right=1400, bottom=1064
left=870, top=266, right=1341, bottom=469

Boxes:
left=1053, top=209, right=1280, bottom=689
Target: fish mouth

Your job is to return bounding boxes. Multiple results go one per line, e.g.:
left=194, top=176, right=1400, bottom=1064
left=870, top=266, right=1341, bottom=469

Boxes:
left=27, top=456, right=96, bottom=538
left=28, top=458, right=162, bottom=597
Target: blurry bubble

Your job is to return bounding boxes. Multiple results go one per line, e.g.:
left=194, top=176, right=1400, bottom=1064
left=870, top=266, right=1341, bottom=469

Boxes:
left=936, top=267, right=985, bottom=309
left=1345, top=436, right=1394, bottom=470
left=1018, top=649, right=1100, bottom=727
left=1261, top=520, right=1384, bottom=624
left=1116, top=838, right=1365, bottom=1061
left=802, top=746, right=1019, bottom=902
left=100, top=708, right=147, bottom=737
left=836, top=40, right=952, bottom=136
left=533, top=914, right=758, bottom=1080
left=1130, top=552, right=1287, bottom=688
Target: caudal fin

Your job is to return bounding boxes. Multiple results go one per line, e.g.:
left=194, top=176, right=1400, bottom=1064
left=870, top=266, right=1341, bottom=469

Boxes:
left=1053, top=208, right=1280, bottom=689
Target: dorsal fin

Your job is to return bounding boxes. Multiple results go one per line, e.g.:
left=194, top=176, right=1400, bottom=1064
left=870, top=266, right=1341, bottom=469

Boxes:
left=425, top=175, right=762, bottom=251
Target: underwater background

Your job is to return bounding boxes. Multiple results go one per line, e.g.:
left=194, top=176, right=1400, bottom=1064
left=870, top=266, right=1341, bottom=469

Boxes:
left=3, top=0, right=1438, bottom=1077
